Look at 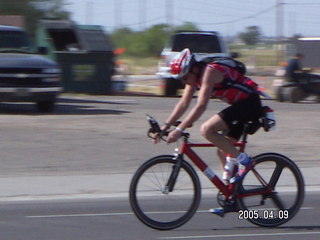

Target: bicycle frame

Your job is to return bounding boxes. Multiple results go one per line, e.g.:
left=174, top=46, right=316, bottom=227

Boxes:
left=177, top=139, right=275, bottom=201
left=178, top=140, right=246, bottom=199
left=146, top=115, right=272, bottom=201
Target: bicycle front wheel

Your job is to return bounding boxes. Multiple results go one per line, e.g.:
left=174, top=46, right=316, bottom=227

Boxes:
left=129, top=155, right=201, bottom=230
left=236, top=153, right=304, bottom=227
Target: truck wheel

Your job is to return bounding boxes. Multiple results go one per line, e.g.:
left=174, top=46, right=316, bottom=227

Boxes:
left=163, top=78, right=178, bottom=96
left=274, top=86, right=285, bottom=102
left=287, top=87, right=303, bottom=103
left=37, top=101, right=55, bottom=113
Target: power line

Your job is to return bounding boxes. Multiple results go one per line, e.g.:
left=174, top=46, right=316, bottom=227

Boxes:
left=285, top=2, right=320, bottom=5
left=119, top=17, right=165, bottom=28
left=191, top=5, right=276, bottom=25
left=80, top=0, right=320, bottom=35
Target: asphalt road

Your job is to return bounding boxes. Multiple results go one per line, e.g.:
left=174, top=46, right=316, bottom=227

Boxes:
left=0, top=193, right=319, bottom=240
left=0, top=94, right=319, bottom=239
left=0, top=94, right=319, bottom=177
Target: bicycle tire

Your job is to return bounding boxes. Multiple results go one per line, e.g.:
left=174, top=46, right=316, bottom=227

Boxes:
left=129, top=155, right=201, bottom=230
left=236, top=152, right=304, bottom=227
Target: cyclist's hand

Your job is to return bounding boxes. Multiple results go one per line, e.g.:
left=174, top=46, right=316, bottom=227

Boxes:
left=153, top=132, right=161, bottom=144
left=153, top=125, right=169, bottom=144
left=167, top=129, right=182, bottom=143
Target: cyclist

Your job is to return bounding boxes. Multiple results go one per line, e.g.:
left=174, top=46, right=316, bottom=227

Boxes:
left=156, top=48, right=263, bottom=185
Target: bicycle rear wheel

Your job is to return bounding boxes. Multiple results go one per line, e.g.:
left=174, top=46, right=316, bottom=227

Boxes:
left=236, top=153, right=304, bottom=227
left=129, top=155, right=201, bottom=230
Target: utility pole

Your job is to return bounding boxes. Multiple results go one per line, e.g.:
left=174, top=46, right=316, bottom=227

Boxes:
left=166, top=0, right=174, bottom=28
left=288, top=12, right=296, bottom=37
left=114, top=0, right=122, bottom=29
left=86, top=1, right=94, bottom=25
left=276, top=0, right=284, bottom=63
left=140, top=0, right=146, bottom=31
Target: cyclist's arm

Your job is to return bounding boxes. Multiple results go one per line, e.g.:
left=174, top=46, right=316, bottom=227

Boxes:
left=175, top=67, right=223, bottom=131
left=153, top=77, right=196, bottom=143
left=163, top=78, right=196, bottom=128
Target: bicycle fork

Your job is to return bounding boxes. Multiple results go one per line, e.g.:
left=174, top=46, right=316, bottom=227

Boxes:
left=163, top=152, right=183, bottom=194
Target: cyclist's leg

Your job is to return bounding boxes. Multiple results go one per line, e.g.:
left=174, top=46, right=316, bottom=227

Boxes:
left=217, top=149, right=226, bottom=171
left=217, top=136, right=238, bottom=171
left=201, top=115, right=243, bottom=215
left=221, top=96, right=263, bottom=181
left=217, top=135, right=239, bottom=182
left=201, top=103, right=255, bottom=182
left=201, top=114, right=240, bottom=158
left=201, top=114, right=252, bottom=181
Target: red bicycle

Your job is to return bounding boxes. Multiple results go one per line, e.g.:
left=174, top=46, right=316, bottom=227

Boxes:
left=129, top=115, right=304, bottom=230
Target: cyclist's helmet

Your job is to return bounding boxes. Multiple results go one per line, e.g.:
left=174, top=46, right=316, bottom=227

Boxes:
left=170, top=48, right=195, bottom=79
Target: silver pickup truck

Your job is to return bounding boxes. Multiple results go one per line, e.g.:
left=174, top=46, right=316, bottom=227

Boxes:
left=157, top=31, right=233, bottom=96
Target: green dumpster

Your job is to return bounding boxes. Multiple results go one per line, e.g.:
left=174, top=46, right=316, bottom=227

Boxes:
left=37, top=19, right=115, bottom=94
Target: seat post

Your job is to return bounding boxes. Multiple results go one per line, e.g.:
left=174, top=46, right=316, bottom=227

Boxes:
left=241, top=124, right=249, bottom=143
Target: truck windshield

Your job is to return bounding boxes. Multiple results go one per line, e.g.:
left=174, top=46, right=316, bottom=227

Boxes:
left=172, top=34, right=222, bottom=53
left=0, top=30, right=31, bottom=50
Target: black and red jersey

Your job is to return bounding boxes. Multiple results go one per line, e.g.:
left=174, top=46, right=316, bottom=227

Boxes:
left=196, top=63, right=259, bottom=104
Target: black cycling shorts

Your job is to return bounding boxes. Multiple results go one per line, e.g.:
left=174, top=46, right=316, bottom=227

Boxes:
left=218, top=94, right=262, bottom=140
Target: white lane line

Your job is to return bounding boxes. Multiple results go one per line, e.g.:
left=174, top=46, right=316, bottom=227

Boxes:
left=26, top=210, right=198, bottom=219
left=26, top=212, right=133, bottom=218
left=25, top=207, right=314, bottom=219
left=158, top=231, right=320, bottom=239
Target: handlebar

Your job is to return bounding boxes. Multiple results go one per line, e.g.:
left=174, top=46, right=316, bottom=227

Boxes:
left=146, top=114, right=166, bottom=140
left=146, top=115, right=189, bottom=141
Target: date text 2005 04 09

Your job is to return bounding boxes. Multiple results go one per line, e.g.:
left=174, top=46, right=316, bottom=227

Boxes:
left=238, top=210, right=289, bottom=220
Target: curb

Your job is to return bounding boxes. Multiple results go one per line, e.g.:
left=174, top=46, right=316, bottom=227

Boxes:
left=0, top=165, right=318, bottom=202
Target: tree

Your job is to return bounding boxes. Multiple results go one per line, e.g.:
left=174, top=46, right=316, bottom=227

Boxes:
left=34, top=0, right=70, bottom=19
left=110, top=24, right=172, bottom=57
left=173, top=22, right=199, bottom=32
left=239, top=26, right=262, bottom=45
left=143, top=24, right=172, bottom=56
left=110, top=23, right=201, bottom=57
left=0, top=0, right=70, bottom=36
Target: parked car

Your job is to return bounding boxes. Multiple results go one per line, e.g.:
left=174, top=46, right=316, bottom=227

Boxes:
left=157, top=31, right=234, bottom=96
left=0, top=25, right=62, bottom=112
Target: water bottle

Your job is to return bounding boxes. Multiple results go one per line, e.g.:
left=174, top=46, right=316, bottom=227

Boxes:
left=222, top=156, right=237, bottom=181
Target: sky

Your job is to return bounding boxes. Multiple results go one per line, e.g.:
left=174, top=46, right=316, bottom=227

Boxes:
left=64, top=0, right=320, bottom=37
